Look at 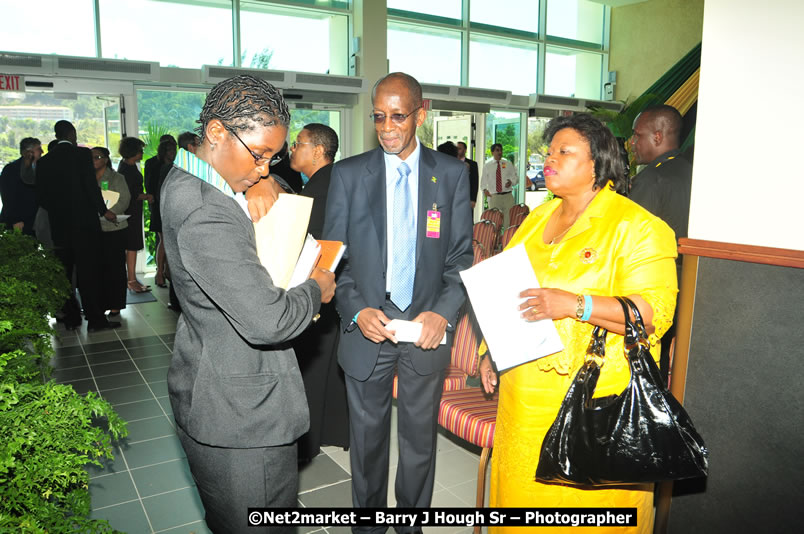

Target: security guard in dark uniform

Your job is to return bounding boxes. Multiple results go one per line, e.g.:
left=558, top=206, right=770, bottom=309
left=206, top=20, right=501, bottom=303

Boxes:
left=629, top=105, right=693, bottom=382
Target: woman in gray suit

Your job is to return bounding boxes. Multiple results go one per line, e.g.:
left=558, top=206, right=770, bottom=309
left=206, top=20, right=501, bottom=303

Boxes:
left=160, top=75, right=335, bottom=533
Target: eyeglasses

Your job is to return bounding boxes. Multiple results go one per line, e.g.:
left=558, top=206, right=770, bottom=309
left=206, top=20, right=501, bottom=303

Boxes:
left=226, top=127, right=283, bottom=167
left=291, top=140, right=314, bottom=149
left=93, top=154, right=107, bottom=160
left=369, top=107, right=421, bottom=125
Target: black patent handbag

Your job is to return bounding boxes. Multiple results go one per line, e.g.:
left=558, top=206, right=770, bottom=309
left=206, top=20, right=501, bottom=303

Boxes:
left=535, top=296, right=708, bottom=485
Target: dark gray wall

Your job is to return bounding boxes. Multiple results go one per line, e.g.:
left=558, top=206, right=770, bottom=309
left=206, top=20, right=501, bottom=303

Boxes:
left=669, top=257, right=804, bottom=533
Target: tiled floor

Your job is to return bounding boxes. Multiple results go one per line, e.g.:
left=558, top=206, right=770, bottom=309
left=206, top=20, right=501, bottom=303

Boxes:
left=50, top=275, right=486, bottom=534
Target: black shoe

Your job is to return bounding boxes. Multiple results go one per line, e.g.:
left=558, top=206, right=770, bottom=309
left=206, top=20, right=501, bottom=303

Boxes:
left=167, top=303, right=182, bottom=312
left=87, top=320, right=122, bottom=332
left=64, top=321, right=81, bottom=331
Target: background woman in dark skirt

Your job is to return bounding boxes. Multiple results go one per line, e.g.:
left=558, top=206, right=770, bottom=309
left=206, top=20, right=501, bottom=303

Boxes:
left=92, top=146, right=130, bottom=315
left=147, top=138, right=177, bottom=288
left=117, top=137, right=151, bottom=293
left=289, top=123, right=349, bottom=462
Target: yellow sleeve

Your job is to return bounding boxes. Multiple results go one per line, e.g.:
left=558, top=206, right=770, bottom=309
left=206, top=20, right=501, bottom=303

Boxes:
left=615, top=215, right=679, bottom=346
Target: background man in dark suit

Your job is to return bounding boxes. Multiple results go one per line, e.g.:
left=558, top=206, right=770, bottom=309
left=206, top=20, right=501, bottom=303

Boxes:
left=36, top=120, right=119, bottom=331
left=324, top=72, right=473, bottom=531
left=457, top=140, right=479, bottom=209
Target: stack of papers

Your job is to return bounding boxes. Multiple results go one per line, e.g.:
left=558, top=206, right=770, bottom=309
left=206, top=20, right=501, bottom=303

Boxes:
left=253, top=194, right=346, bottom=290
left=459, top=244, right=564, bottom=371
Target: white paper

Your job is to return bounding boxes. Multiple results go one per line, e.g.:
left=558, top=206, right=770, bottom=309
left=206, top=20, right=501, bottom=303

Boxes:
left=288, top=234, right=321, bottom=288
left=101, top=189, right=119, bottom=208
left=385, top=319, right=447, bottom=345
left=253, top=194, right=313, bottom=289
left=99, top=214, right=130, bottom=222
left=459, top=244, right=564, bottom=371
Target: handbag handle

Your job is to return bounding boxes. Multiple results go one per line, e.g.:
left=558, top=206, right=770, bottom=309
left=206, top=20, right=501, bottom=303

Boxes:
left=615, top=297, right=649, bottom=349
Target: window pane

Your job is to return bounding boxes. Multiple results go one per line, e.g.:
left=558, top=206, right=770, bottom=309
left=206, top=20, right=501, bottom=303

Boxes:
left=546, top=0, right=605, bottom=45
left=99, top=0, right=233, bottom=68
left=470, top=0, right=538, bottom=34
left=388, top=0, right=462, bottom=21
left=545, top=46, right=602, bottom=99
left=388, top=23, right=461, bottom=86
left=241, top=2, right=349, bottom=75
left=469, top=36, right=537, bottom=95
left=485, top=110, right=522, bottom=170
left=0, top=0, right=96, bottom=57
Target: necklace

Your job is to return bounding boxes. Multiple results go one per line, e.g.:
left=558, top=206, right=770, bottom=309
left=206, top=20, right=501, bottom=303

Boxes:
left=549, top=226, right=572, bottom=245
left=547, top=190, right=599, bottom=245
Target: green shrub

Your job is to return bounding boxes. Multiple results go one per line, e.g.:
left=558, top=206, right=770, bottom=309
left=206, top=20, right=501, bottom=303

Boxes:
left=0, top=229, right=70, bottom=355
left=0, top=230, right=128, bottom=532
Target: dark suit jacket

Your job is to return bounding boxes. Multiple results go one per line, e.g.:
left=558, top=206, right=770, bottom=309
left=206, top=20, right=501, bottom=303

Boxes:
left=162, top=167, right=321, bottom=448
left=464, top=157, right=479, bottom=203
left=0, top=158, right=38, bottom=234
left=35, top=142, right=106, bottom=247
left=323, top=146, right=473, bottom=381
left=299, top=163, right=333, bottom=239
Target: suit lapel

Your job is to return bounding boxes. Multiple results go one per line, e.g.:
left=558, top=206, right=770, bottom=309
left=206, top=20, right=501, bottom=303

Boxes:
left=416, top=148, right=439, bottom=262
left=363, top=148, right=387, bottom=266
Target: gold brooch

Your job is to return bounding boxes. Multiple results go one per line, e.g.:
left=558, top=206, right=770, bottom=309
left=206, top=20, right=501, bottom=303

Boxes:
left=580, top=248, right=598, bottom=264
left=431, top=176, right=437, bottom=183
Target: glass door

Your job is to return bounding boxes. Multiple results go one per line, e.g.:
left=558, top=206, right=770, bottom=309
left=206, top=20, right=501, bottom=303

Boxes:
left=100, top=96, right=123, bottom=167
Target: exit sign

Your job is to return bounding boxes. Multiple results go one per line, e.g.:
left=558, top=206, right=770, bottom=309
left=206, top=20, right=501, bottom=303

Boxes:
left=0, top=74, right=25, bottom=92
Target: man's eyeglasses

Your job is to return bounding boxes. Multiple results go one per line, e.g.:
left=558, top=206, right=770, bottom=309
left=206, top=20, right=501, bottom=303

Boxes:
left=227, top=127, right=283, bottom=167
left=369, top=107, right=421, bottom=125
left=291, top=140, right=314, bottom=149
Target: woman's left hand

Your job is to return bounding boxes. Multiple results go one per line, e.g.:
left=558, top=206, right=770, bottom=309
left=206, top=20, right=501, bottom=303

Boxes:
left=245, top=176, right=283, bottom=222
left=519, top=288, right=576, bottom=322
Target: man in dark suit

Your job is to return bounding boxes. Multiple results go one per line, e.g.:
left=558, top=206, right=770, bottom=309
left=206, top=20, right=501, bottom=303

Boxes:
left=457, top=140, right=479, bottom=209
left=36, top=120, right=119, bottom=331
left=323, top=72, right=473, bottom=530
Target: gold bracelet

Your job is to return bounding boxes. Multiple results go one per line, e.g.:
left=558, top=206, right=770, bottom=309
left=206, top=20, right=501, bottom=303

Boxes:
left=575, top=294, right=585, bottom=320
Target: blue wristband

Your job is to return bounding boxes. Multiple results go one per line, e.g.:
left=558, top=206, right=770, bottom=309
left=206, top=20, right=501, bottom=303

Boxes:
left=581, top=295, right=593, bottom=322
left=352, top=311, right=360, bottom=324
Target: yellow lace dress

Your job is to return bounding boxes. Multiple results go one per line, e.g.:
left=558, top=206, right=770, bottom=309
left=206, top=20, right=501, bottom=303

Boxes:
left=488, top=185, right=678, bottom=533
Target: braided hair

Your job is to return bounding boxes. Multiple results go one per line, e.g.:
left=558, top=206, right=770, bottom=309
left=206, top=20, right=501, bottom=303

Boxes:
left=197, top=75, right=290, bottom=140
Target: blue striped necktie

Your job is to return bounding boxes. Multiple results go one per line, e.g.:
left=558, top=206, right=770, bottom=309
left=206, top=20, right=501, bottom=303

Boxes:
left=391, top=161, right=415, bottom=311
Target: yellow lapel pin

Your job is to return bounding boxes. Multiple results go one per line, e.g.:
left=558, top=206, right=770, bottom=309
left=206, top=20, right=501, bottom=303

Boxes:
left=431, top=176, right=437, bottom=183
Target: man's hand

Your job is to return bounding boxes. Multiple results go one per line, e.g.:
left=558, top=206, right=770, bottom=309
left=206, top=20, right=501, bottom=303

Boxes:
left=470, top=201, right=476, bottom=209
left=245, top=176, right=283, bottom=222
left=356, top=307, right=397, bottom=344
left=483, top=189, right=491, bottom=198
left=411, top=311, right=447, bottom=350
left=12, top=221, right=24, bottom=231
left=479, top=355, right=497, bottom=394
left=310, top=268, right=336, bottom=303
left=103, top=210, right=117, bottom=223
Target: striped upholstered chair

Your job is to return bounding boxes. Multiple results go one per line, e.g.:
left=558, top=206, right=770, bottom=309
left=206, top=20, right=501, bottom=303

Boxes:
left=509, top=210, right=529, bottom=228
left=480, top=207, right=503, bottom=232
left=472, top=220, right=498, bottom=256
left=499, top=224, right=520, bottom=250
left=508, top=202, right=529, bottom=223
left=437, top=307, right=498, bottom=522
left=472, top=240, right=487, bottom=264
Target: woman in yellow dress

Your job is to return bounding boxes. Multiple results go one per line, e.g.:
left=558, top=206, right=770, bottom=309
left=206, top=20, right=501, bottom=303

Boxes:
left=479, top=113, right=678, bottom=533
